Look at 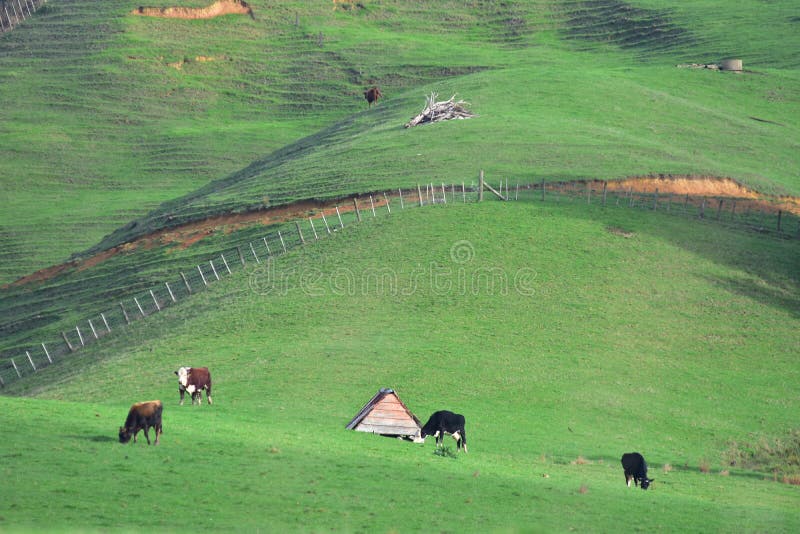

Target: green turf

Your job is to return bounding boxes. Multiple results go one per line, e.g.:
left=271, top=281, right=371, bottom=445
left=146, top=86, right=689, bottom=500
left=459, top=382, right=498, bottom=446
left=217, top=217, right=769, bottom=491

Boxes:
left=1, top=201, right=798, bottom=531
left=2, top=1, right=799, bottom=283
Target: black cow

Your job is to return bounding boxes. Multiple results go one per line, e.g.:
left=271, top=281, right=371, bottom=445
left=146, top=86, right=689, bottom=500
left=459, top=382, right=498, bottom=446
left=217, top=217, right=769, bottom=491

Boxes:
left=119, top=400, right=163, bottom=445
left=416, top=410, right=467, bottom=453
left=621, top=452, right=653, bottom=489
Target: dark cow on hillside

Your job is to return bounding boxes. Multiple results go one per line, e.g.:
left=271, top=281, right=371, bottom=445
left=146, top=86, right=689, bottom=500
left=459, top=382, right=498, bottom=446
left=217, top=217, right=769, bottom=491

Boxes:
left=415, top=410, right=468, bottom=453
left=119, top=400, right=163, bottom=445
left=364, top=86, right=382, bottom=108
left=621, top=452, right=654, bottom=490
left=175, top=366, right=213, bottom=405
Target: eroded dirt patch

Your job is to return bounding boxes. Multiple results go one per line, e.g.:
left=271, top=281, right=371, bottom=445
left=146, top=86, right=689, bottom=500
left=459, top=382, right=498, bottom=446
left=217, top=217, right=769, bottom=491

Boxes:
left=132, top=1, right=253, bottom=20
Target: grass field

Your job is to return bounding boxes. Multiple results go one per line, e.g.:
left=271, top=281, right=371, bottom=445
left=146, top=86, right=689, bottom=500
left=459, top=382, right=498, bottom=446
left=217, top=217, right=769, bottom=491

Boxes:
left=2, top=1, right=799, bottom=283
left=1, top=202, right=798, bottom=531
left=2, top=1, right=799, bottom=531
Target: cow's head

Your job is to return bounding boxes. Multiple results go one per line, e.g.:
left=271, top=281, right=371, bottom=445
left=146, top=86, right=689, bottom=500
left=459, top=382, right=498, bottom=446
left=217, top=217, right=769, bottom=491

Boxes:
left=412, top=429, right=426, bottom=444
left=175, top=367, right=190, bottom=387
left=118, top=427, right=132, bottom=444
left=640, top=477, right=654, bottom=490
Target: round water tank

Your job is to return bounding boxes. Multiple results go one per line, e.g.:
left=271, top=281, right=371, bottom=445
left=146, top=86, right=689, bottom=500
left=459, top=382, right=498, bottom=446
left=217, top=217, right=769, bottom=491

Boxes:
left=720, top=59, right=743, bottom=72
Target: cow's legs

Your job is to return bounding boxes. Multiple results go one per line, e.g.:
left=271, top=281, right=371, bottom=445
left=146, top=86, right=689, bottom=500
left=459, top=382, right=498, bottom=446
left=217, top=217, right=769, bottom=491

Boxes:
left=154, top=424, right=161, bottom=445
left=206, top=384, right=213, bottom=405
left=179, top=388, right=185, bottom=406
left=143, top=427, right=151, bottom=445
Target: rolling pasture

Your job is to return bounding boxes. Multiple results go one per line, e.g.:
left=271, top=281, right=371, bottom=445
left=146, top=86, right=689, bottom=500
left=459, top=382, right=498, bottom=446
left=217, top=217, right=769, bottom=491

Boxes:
left=2, top=202, right=799, bottom=531
left=1, top=0, right=800, bottom=531
left=1, top=0, right=799, bottom=282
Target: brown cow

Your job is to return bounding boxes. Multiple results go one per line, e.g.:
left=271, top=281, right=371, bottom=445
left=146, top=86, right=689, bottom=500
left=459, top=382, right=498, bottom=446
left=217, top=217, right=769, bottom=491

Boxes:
left=119, top=400, right=163, bottom=445
left=175, top=366, right=213, bottom=405
left=364, top=86, right=382, bottom=108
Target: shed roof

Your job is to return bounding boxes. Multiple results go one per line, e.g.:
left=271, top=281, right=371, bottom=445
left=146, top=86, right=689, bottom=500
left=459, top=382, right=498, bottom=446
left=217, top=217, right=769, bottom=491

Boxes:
left=346, top=388, right=421, bottom=437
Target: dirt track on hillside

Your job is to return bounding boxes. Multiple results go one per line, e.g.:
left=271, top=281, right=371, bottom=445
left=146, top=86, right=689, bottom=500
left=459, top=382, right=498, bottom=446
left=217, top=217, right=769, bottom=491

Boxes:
left=5, top=176, right=798, bottom=289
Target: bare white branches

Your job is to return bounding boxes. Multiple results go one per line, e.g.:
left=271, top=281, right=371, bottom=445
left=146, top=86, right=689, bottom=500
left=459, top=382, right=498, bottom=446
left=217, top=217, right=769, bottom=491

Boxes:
left=404, top=92, right=476, bottom=128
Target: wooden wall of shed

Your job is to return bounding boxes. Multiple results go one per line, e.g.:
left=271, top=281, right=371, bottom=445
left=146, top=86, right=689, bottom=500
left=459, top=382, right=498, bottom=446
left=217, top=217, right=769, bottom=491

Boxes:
left=356, top=395, right=420, bottom=435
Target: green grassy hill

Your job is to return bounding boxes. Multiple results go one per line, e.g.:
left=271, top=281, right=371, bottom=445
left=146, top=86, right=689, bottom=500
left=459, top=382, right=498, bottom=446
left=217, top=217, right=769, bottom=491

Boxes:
left=1, top=202, right=798, bottom=531
left=2, top=0, right=799, bottom=283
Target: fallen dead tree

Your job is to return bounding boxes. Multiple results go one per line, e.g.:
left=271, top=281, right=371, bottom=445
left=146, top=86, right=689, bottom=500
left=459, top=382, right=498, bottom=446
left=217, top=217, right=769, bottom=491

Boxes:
left=404, top=93, right=476, bottom=128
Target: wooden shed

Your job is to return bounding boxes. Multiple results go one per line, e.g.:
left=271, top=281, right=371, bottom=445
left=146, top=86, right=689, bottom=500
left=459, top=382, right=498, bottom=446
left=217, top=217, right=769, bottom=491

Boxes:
left=345, top=388, right=421, bottom=438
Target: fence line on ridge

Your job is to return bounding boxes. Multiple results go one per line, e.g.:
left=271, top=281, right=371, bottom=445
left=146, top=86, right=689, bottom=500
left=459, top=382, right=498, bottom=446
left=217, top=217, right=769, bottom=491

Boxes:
left=1, top=176, right=797, bottom=387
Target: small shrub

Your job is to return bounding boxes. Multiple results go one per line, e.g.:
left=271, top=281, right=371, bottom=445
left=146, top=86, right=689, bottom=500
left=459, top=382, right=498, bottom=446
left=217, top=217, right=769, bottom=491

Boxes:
left=723, top=430, right=800, bottom=483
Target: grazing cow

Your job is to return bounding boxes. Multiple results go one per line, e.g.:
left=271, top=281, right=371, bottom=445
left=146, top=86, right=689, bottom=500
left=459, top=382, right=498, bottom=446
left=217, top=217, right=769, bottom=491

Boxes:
left=119, top=400, right=163, bottom=445
left=621, top=452, right=654, bottom=490
left=415, top=410, right=468, bottom=453
left=364, top=86, right=382, bottom=108
left=175, top=366, right=213, bottom=405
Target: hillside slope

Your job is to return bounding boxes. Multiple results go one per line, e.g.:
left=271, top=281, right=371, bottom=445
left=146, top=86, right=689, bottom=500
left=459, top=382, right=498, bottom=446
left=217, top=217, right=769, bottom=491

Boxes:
left=2, top=0, right=799, bottom=283
left=1, top=201, right=798, bottom=530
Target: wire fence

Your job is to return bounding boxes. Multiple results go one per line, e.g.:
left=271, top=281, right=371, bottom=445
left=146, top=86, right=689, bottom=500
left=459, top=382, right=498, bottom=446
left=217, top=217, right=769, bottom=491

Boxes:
left=0, top=0, right=46, bottom=33
left=1, top=177, right=797, bottom=387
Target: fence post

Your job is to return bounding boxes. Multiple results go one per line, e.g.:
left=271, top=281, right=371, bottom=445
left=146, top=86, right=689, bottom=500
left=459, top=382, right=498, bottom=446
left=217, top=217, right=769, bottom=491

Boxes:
left=699, top=198, right=706, bottom=219
left=150, top=289, right=161, bottom=311
left=262, top=237, right=272, bottom=256
left=418, top=184, right=424, bottom=206
left=220, top=254, right=232, bottom=275
left=683, top=194, right=690, bottom=215
left=653, top=188, right=659, bottom=211
left=11, top=359, right=21, bottom=378
left=88, top=319, right=99, bottom=339
left=61, top=331, right=74, bottom=352
left=209, top=260, right=220, bottom=281
left=278, top=231, right=287, bottom=253
left=42, top=343, right=52, bottom=364
left=336, top=206, right=344, bottom=228
left=309, top=217, right=319, bottom=239
left=249, top=242, right=261, bottom=263
left=237, top=246, right=246, bottom=266
left=164, top=282, right=178, bottom=302
left=295, top=221, right=306, bottom=244
left=101, top=313, right=111, bottom=332
left=441, top=183, right=447, bottom=204
left=602, top=181, right=608, bottom=207
left=180, top=272, right=192, bottom=295
left=196, top=265, right=208, bottom=287
left=384, top=193, right=391, bottom=213
left=75, top=326, right=85, bottom=346
left=369, top=195, right=377, bottom=216
left=462, top=182, right=466, bottom=203
left=398, top=188, right=405, bottom=209
left=321, top=212, right=332, bottom=234
left=586, top=183, right=591, bottom=204
left=479, top=171, right=484, bottom=202
left=120, top=302, right=131, bottom=324
left=731, top=200, right=737, bottom=220
left=541, top=179, right=546, bottom=202
left=716, top=199, right=724, bottom=220
left=777, top=210, right=783, bottom=233
left=26, top=351, right=36, bottom=372
left=134, top=297, right=146, bottom=316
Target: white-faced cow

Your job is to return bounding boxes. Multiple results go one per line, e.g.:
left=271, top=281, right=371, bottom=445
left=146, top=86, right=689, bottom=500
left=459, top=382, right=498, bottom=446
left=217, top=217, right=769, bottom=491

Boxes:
left=621, top=452, right=654, bottom=490
left=119, top=400, right=163, bottom=445
left=364, top=86, right=382, bottom=108
left=175, top=366, right=213, bottom=405
left=415, top=410, right=468, bottom=453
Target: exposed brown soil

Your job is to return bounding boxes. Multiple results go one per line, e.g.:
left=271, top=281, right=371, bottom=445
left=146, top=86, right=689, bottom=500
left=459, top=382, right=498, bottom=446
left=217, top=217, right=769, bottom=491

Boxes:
left=132, top=1, right=253, bottom=20
left=4, top=176, right=798, bottom=289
